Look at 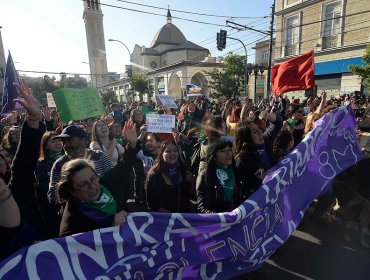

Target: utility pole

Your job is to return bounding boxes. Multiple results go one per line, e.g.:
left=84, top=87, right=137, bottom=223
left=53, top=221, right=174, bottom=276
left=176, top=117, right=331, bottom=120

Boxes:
left=267, top=1, right=275, bottom=96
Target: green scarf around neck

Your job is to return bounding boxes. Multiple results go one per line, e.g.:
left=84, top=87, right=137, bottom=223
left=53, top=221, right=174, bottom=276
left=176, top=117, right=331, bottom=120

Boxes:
left=82, top=185, right=117, bottom=214
left=215, top=162, right=235, bottom=203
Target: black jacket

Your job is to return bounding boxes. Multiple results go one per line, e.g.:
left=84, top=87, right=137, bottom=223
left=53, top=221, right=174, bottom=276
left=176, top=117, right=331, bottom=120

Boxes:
left=9, top=121, right=46, bottom=236
left=59, top=199, right=113, bottom=237
left=196, top=168, right=246, bottom=214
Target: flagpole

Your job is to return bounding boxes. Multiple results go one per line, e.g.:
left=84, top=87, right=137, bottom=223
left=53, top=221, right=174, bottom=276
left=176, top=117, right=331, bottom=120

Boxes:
left=267, top=0, right=275, bottom=96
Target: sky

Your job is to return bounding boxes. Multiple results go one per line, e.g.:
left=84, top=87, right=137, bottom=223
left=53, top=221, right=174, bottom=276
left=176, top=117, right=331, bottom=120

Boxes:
left=0, top=0, right=274, bottom=79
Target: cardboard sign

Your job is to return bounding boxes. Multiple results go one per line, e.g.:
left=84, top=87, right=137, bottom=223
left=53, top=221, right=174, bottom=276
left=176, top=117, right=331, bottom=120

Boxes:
left=157, top=94, right=178, bottom=109
left=52, top=87, right=106, bottom=122
left=46, top=92, right=56, bottom=108
left=146, top=114, right=175, bottom=133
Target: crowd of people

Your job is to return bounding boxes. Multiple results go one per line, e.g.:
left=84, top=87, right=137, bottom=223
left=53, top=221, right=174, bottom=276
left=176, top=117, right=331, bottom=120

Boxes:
left=0, top=85, right=369, bottom=279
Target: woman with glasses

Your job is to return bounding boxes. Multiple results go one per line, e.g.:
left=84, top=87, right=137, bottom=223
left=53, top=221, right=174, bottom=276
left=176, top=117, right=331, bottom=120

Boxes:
left=57, top=159, right=128, bottom=237
left=35, top=131, right=63, bottom=238
left=90, top=120, right=125, bottom=166
left=282, top=104, right=305, bottom=147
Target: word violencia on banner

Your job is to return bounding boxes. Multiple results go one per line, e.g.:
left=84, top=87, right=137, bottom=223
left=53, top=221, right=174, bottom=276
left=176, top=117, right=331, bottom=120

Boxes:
left=0, top=106, right=363, bottom=279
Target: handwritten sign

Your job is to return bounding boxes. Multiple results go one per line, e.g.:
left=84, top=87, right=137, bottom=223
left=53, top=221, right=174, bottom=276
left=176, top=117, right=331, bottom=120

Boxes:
left=51, top=87, right=106, bottom=122
left=157, top=94, right=178, bottom=109
left=146, top=114, right=175, bottom=133
left=46, top=92, right=56, bottom=108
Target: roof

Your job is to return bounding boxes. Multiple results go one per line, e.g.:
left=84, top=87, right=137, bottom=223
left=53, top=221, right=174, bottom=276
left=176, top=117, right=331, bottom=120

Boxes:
left=150, top=23, right=187, bottom=48
left=168, top=41, right=209, bottom=52
left=141, top=47, right=159, bottom=55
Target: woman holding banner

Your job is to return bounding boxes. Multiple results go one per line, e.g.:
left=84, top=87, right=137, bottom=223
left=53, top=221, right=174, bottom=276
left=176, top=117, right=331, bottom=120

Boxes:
left=57, top=159, right=129, bottom=237
left=146, top=141, right=195, bottom=213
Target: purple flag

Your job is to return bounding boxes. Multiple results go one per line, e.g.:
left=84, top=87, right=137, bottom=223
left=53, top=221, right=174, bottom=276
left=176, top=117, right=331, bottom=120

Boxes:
left=0, top=106, right=363, bottom=279
left=1, top=52, right=22, bottom=115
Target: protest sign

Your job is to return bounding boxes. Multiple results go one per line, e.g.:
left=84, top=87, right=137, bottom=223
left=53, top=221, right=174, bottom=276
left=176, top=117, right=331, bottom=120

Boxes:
left=46, top=93, right=56, bottom=108
left=51, top=87, right=106, bottom=122
left=0, top=105, right=363, bottom=279
left=157, top=94, right=178, bottom=109
left=146, top=114, right=175, bottom=133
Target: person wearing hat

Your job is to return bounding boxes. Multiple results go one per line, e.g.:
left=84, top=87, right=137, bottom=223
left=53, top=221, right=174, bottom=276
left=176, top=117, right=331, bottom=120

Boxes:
left=47, top=125, right=113, bottom=205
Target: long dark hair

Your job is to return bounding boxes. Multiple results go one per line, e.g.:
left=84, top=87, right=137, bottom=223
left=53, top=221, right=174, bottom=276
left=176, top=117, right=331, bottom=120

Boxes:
left=272, top=130, right=293, bottom=162
left=235, top=120, right=256, bottom=156
left=204, top=139, right=235, bottom=188
left=204, top=115, right=224, bottom=143
left=146, top=141, right=187, bottom=180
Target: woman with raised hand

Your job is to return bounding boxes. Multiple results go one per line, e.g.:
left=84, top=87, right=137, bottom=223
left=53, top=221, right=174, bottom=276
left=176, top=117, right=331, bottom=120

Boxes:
left=57, top=159, right=128, bottom=237
left=146, top=141, right=195, bottom=213
left=90, top=120, right=125, bottom=166
left=0, top=82, right=48, bottom=260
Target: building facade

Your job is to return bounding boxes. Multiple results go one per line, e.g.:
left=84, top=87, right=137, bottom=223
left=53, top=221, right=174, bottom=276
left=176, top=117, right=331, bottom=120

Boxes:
left=275, top=0, right=369, bottom=97
left=82, top=0, right=109, bottom=88
left=129, top=10, right=223, bottom=101
left=252, top=39, right=276, bottom=100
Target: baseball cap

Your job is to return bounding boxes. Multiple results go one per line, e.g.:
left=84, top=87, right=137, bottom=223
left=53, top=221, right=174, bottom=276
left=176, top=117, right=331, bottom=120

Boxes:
left=55, top=125, right=86, bottom=139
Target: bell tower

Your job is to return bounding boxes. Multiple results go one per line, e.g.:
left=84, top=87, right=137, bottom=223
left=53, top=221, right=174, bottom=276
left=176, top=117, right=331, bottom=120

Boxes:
left=82, top=0, right=108, bottom=87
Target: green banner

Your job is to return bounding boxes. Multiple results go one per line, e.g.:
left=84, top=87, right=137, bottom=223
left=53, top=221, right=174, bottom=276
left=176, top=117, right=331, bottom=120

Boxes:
left=52, top=87, right=106, bottom=122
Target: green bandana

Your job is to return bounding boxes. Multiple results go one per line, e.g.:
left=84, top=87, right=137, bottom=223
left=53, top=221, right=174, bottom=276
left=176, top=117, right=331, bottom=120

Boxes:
left=46, top=151, right=63, bottom=165
left=83, top=185, right=117, bottom=215
left=287, top=118, right=300, bottom=129
left=185, top=112, right=195, bottom=121
left=215, top=163, right=235, bottom=203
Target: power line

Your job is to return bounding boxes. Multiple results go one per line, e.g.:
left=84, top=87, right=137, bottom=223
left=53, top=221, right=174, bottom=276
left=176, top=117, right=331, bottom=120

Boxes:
left=96, top=1, right=228, bottom=27
left=112, top=0, right=268, bottom=19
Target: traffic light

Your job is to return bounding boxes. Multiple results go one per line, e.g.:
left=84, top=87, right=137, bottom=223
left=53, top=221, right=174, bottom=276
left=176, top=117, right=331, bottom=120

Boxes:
left=217, top=29, right=227, bottom=51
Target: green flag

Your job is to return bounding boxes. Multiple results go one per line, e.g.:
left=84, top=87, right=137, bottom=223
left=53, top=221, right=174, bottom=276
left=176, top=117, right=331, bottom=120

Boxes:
left=52, top=87, right=106, bottom=122
left=141, top=106, right=157, bottom=116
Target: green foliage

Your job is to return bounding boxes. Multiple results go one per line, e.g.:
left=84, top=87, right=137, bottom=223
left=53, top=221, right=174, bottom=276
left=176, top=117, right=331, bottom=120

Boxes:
left=208, top=54, right=246, bottom=99
left=22, top=74, right=89, bottom=106
left=130, top=73, right=149, bottom=101
left=100, top=89, right=118, bottom=105
left=349, top=44, right=370, bottom=89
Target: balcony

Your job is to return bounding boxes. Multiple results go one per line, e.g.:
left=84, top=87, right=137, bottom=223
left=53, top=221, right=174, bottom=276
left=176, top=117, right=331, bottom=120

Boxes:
left=322, top=35, right=338, bottom=49
left=284, top=44, right=298, bottom=56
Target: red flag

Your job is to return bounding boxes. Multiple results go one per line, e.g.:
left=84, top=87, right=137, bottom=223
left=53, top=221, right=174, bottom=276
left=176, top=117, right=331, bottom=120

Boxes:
left=271, top=50, right=315, bottom=95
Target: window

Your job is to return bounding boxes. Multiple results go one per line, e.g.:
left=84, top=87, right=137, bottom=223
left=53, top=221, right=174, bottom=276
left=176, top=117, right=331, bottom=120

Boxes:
left=322, top=1, right=342, bottom=49
left=262, top=51, right=269, bottom=60
left=284, top=14, right=300, bottom=56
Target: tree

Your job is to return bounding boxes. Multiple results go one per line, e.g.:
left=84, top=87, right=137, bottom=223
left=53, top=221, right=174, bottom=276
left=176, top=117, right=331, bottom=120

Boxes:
left=100, top=89, right=117, bottom=106
left=208, top=54, right=246, bottom=99
left=130, top=73, right=149, bottom=101
left=349, top=44, right=370, bottom=90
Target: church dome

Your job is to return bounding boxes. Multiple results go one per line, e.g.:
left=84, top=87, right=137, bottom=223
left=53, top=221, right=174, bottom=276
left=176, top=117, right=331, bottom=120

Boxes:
left=150, top=23, right=187, bottom=48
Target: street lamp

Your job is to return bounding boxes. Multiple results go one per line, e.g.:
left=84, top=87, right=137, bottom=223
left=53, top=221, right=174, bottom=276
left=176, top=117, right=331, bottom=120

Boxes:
left=82, top=61, right=96, bottom=87
left=247, top=64, right=265, bottom=102
left=108, top=39, right=132, bottom=76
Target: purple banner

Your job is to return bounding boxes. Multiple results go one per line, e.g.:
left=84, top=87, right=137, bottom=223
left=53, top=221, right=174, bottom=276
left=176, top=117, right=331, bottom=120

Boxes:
left=1, top=51, right=22, bottom=115
left=0, top=106, right=363, bottom=279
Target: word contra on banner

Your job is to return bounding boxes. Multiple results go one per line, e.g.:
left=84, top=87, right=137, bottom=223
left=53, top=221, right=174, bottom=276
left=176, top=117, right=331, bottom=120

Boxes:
left=157, top=95, right=178, bottom=109
left=0, top=106, right=363, bottom=279
left=146, top=114, right=176, bottom=133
